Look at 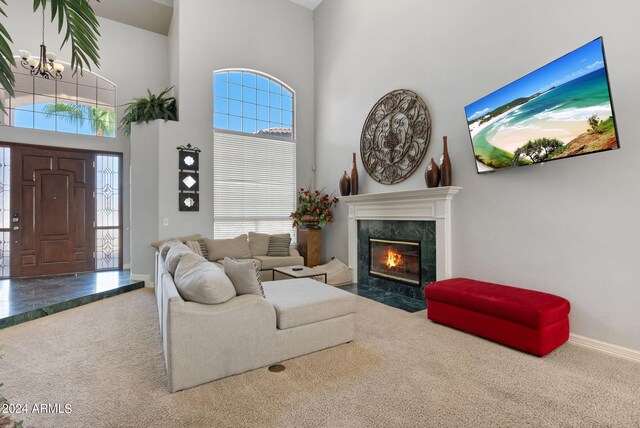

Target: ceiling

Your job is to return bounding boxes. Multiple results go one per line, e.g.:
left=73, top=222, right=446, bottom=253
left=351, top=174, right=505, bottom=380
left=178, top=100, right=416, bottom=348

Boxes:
left=289, top=0, right=324, bottom=10
left=92, top=0, right=174, bottom=35
left=92, top=0, right=323, bottom=36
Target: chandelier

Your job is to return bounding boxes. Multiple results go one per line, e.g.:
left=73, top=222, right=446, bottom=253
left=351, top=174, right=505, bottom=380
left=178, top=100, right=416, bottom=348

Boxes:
left=17, top=6, right=64, bottom=79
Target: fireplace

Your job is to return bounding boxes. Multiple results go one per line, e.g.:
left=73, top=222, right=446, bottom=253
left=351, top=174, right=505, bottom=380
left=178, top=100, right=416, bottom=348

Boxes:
left=369, top=238, right=421, bottom=286
left=344, top=187, right=461, bottom=300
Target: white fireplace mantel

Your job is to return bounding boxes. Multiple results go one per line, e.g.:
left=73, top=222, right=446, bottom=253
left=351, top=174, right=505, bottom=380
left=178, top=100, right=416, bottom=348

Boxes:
left=342, top=186, right=462, bottom=283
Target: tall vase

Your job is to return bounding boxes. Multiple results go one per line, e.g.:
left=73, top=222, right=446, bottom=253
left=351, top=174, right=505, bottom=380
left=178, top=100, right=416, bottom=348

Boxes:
left=440, top=136, right=452, bottom=187
left=351, top=152, right=359, bottom=195
left=425, top=158, right=440, bottom=188
left=339, top=171, right=351, bottom=196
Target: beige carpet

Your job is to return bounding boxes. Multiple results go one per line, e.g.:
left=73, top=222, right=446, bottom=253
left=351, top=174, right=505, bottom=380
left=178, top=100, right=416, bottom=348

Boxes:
left=1, top=289, right=639, bottom=427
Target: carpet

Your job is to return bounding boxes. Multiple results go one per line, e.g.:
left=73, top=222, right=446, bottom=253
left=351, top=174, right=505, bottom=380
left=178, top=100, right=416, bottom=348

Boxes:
left=0, top=289, right=639, bottom=427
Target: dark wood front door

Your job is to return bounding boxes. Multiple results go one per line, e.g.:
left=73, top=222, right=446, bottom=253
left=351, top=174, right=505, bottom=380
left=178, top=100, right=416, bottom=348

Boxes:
left=10, top=146, right=96, bottom=277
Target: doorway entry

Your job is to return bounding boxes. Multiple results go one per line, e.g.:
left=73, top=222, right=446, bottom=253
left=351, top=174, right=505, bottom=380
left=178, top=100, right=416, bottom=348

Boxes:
left=0, top=143, right=122, bottom=278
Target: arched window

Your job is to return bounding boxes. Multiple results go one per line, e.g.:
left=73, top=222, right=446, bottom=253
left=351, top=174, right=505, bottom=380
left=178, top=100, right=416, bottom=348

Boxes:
left=213, top=69, right=296, bottom=239
left=0, top=59, right=116, bottom=138
left=214, top=69, right=294, bottom=139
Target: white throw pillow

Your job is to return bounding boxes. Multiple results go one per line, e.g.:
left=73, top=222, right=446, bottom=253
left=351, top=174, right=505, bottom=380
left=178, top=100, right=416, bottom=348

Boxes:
left=174, top=253, right=236, bottom=304
left=224, top=257, right=264, bottom=297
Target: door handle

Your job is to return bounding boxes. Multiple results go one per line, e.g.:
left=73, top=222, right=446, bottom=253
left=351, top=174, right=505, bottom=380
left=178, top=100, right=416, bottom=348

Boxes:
left=12, top=226, right=19, bottom=230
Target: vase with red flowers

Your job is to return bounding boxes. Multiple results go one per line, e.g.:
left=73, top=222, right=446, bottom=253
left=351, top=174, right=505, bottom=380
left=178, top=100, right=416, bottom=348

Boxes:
left=290, top=187, right=339, bottom=229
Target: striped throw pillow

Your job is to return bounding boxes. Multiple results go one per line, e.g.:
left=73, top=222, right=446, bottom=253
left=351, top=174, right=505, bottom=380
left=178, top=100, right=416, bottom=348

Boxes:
left=197, top=239, right=209, bottom=260
left=267, top=235, right=291, bottom=257
left=185, top=241, right=204, bottom=257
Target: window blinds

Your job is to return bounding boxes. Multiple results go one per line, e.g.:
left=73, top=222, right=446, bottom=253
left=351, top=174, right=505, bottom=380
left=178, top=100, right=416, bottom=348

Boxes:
left=213, top=131, right=296, bottom=240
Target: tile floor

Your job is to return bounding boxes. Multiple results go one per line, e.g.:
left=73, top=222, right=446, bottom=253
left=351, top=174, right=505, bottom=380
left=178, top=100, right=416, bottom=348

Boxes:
left=0, top=271, right=144, bottom=329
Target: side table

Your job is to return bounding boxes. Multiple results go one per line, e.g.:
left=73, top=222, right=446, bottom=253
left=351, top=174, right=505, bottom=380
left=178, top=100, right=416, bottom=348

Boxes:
left=297, top=228, right=322, bottom=267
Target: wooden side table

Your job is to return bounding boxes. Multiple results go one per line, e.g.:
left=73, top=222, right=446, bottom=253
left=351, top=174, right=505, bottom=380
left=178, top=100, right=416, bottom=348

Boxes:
left=297, top=228, right=322, bottom=267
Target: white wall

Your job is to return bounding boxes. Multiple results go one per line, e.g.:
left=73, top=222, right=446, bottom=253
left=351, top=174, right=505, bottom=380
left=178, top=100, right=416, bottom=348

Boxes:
left=129, top=0, right=315, bottom=278
left=314, top=0, right=640, bottom=350
left=0, top=2, right=170, bottom=268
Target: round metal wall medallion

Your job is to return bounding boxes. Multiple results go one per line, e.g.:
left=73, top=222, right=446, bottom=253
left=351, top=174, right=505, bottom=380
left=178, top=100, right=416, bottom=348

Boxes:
left=360, top=89, right=432, bottom=184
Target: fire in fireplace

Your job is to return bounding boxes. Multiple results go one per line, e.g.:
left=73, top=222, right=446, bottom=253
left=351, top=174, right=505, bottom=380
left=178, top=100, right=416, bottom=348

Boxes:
left=369, top=238, right=421, bottom=286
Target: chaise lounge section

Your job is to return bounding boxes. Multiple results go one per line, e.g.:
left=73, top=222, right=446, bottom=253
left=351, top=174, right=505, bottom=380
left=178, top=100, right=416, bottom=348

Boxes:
left=155, top=246, right=356, bottom=392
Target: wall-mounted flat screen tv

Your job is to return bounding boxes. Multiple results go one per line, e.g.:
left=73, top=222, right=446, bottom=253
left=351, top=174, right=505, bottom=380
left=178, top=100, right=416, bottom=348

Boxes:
left=465, top=37, right=619, bottom=173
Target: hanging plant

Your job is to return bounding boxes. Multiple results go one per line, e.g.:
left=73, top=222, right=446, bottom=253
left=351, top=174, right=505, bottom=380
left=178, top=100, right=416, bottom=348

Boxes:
left=119, top=86, right=177, bottom=135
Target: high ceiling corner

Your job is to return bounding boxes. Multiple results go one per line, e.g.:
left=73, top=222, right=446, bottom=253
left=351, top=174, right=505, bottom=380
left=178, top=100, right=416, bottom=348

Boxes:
left=289, top=0, right=324, bottom=11
left=93, top=0, right=174, bottom=36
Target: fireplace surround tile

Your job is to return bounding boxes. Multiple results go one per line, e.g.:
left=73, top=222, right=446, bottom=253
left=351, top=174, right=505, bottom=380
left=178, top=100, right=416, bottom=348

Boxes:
left=358, top=220, right=435, bottom=300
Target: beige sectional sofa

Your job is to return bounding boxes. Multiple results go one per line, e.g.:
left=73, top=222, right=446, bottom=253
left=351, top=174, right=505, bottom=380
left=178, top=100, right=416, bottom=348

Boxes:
left=154, top=241, right=356, bottom=392
left=204, top=232, right=304, bottom=280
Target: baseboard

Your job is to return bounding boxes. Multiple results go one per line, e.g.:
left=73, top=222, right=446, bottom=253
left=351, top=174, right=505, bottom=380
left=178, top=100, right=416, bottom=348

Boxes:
left=569, top=334, right=640, bottom=363
left=131, top=274, right=154, bottom=288
left=123, top=264, right=131, bottom=270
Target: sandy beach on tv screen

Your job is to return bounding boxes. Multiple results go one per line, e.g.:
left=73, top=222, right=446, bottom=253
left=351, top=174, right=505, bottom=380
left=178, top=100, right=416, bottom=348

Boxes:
left=487, top=120, right=590, bottom=153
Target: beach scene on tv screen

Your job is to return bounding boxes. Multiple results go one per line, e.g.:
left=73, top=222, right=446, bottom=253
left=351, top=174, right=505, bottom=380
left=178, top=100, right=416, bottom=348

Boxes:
left=465, top=38, right=618, bottom=173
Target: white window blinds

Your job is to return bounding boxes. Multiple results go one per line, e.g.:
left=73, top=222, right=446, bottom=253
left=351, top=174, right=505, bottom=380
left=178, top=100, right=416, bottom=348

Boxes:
left=213, top=131, right=296, bottom=239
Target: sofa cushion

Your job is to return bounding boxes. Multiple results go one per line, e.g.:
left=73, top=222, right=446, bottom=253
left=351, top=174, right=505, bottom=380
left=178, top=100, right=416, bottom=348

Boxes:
left=267, top=235, right=291, bottom=256
left=224, top=257, right=264, bottom=297
left=204, top=235, right=252, bottom=261
left=263, top=278, right=355, bottom=329
left=253, top=254, right=304, bottom=270
left=174, top=253, right=236, bottom=304
left=165, top=243, right=194, bottom=275
left=151, top=234, right=202, bottom=250
left=248, top=232, right=290, bottom=256
left=159, top=239, right=181, bottom=259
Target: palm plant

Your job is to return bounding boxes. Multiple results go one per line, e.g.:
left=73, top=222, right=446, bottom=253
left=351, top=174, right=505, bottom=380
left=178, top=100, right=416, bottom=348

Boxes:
left=42, top=102, right=115, bottom=136
left=120, top=86, right=177, bottom=135
left=0, top=0, right=101, bottom=113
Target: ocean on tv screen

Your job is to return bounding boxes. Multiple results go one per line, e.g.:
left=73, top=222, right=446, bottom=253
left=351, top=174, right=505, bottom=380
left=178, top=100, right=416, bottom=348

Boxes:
left=465, top=37, right=618, bottom=173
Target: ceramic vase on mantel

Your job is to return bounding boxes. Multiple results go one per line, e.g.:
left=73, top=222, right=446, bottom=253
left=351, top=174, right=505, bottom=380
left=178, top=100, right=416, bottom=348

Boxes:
left=339, top=171, right=351, bottom=196
left=440, top=136, right=452, bottom=187
left=350, top=152, right=359, bottom=195
left=425, top=158, right=440, bottom=188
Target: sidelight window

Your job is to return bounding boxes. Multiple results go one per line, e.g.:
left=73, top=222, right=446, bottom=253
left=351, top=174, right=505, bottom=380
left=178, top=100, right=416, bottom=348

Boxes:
left=95, top=154, right=121, bottom=270
left=0, top=147, right=9, bottom=278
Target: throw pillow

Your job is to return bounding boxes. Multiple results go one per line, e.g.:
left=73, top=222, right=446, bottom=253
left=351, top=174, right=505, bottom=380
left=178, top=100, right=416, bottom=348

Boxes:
left=248, top=232, right=290, bottom=256
left=165, top=242, right=193, bottom=276
left=267, top=235, right=291, bottom=257
left=150, top=234, right=202, bottom=250
left=197, top=238, right=209, bottom=260
left=204, top=234, right=252, bottom=261
left=174, top=253, right=236, bottom=304
left=185, top=241, right=204, bottom=257
left=223, top=257, right=264, bottom=297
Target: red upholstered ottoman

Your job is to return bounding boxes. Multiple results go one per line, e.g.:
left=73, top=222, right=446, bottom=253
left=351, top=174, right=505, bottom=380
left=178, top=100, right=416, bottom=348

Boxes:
left=424, top=278, right=570, bottom=356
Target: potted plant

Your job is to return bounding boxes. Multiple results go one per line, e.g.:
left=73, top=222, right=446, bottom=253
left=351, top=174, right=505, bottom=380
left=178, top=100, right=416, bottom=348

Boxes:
left=290, top=187, right=339, bottom=229
left=119, top=86, right=177, bottom=135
